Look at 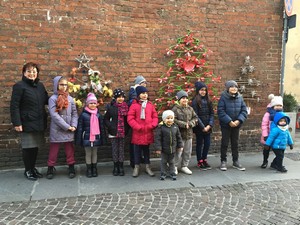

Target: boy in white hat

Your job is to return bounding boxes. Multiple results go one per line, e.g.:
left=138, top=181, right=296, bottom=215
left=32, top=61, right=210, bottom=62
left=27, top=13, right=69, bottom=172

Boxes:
left=154, top=110, right=183, bottom=180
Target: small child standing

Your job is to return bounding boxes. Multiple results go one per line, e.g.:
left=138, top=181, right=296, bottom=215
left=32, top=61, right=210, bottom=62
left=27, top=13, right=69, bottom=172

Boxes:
left=75, top=93, right=105, bottom=178
left=104, top=89, right=129, bottom=176
left=47, top=76, right=78, bottom=179
left=192, top=81, right=214, bottom=170
left=264, top=111, right=293, bottom=172
left=217, top=80, right=248, bottom=171
left=127, top=86, right=158, bottom=178
left=154, top=110, right=183, bottom=181
left=260, top=94, right=283, bottom=168
left=172, top=90, right=198, bottom=175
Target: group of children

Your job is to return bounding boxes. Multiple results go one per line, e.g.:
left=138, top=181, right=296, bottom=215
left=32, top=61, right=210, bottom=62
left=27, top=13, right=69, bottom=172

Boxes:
left=42, top=75, right=294, bottom=181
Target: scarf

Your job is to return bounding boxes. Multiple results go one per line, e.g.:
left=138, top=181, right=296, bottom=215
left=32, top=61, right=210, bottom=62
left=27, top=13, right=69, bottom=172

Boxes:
left=139, top=99, right=148, bottom=120
left=84, top=106, right=100, bottom=142
left=114, top=102, right=128, bottom=138
left=56, top=90, right=69, bottom=112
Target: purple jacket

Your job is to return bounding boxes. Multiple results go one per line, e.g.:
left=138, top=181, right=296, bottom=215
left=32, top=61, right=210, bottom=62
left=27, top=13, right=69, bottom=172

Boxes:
left=48, top=76, right=78, bottom=143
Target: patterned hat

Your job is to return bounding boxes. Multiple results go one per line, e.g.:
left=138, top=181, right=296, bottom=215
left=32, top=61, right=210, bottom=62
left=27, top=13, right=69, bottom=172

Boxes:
left=113, top=88, right=125, bottom=99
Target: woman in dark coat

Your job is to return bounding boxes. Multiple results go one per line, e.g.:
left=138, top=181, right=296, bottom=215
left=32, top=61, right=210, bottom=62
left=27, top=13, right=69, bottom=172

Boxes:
left=10, top=62, right=48, bottom=181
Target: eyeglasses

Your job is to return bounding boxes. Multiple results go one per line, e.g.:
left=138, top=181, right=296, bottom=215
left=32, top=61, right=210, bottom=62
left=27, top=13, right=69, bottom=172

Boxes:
left=59, top=84, right=68, bottom=86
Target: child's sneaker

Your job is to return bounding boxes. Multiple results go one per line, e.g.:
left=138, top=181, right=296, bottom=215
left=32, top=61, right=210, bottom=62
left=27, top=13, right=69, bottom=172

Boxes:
left=197, top=160, right=203, bottom=168
left=219, top=161, right=227, bottom=171
left=160, top=173, right=166, bottom=180
left=203, top=160, right=212, bottom=170
left=232, top=161, right=245, bottom=171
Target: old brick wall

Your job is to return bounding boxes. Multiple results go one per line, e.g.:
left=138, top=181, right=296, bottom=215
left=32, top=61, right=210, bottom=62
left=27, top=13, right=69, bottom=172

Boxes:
left=0, top=0, right=283, bottom=169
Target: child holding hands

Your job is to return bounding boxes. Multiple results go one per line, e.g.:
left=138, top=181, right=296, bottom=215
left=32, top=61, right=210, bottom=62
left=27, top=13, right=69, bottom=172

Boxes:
left=155, top=110, right=183, bottom=180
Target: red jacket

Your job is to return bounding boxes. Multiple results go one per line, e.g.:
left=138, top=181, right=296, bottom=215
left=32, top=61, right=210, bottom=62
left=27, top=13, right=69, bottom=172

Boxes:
left=127, top=99, right=158, bottom=145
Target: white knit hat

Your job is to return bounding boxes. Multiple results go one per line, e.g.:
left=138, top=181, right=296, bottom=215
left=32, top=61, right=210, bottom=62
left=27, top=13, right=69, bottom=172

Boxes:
left=270, top=95, right=283, bottom=107
left=162, top=110, right=174, bottom=121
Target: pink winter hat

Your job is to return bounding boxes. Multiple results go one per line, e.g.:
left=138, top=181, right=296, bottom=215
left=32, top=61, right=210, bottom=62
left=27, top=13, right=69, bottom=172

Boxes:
left=86, top=93, right=98, bottom=105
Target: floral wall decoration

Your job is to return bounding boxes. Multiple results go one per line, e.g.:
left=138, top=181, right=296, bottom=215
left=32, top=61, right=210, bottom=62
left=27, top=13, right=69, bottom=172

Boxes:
left=68, top=53, right=113, bottom=108
left=154, top=31, right=222, bottom=114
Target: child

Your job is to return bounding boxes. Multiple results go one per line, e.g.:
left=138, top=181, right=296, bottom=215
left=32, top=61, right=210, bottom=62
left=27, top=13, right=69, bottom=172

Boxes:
left=172, top=90, right=198, bottom=175
left=217, top=80, right=248, bottom=171
left=128, top=75, right=147, bottom=168
left=47, top=76, right=78, bottom=179
left=260, top=94, right=283, bottom=168
left=127, top=86, right=158, bottom=178
left=104, top=89, right=129, bottom=176
left=192, top=81, right=214, bottom=170
left=264, top=111, right=293, bottom=172
left=154, top=110, right=183, bottom=181
left=75, top=93, right=106, bottom=178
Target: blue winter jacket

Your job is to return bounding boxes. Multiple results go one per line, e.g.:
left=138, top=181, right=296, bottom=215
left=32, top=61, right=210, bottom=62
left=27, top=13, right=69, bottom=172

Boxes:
left=217, top=91, right=247, bottom=128
left=265, top=112, right=293, bottom=150
left=75, top=108, right=106, bottom=147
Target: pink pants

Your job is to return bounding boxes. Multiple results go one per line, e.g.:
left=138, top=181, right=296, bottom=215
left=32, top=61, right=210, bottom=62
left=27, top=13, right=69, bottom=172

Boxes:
left=47, top=142, right=75, bottom=166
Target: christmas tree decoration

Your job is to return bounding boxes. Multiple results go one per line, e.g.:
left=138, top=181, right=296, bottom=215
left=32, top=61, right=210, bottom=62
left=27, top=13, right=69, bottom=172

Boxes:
left=155, top=31, right=221, bottom=114
left=68, top=54, right=113, bottom=108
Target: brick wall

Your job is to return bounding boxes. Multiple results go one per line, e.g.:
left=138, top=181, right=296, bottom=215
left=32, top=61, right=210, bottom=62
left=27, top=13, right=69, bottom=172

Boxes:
left=0, top=0, right=283, bottom=169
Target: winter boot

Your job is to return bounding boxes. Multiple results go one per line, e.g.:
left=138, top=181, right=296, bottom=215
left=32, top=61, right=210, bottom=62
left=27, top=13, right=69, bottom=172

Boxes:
left=132, top=165, right=140, bottom=177
left=68, top=164, right=76, bottom=179
left=145, top=164, right=155, bottom=177
left=91, top=163, right=98, bottom=177
left=119, top=162, right=125, bottom=176
left=46, top=166, right=55, bottom=179
left=86, top=164, right=92, bottom=178
left=113, top=162, right=119, bottom=176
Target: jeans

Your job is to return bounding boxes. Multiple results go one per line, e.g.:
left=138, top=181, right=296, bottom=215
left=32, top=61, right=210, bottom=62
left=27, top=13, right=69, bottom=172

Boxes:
left=134, top=145, right=150, bottom=165
left=161, top=152, right=176, bottom=175
left=195, top=132, right=211, bottom=161
left=220, top=126, right=240, bottom=162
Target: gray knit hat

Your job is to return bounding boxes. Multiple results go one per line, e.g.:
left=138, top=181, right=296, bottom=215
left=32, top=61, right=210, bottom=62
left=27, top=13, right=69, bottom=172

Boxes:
left=162, top=110, right=175, bottom=121
left=225, top=80, right=238, bottom=90
left=176, top=90, right=188, bottom=101
left=134, top=75, right=147, bottom=85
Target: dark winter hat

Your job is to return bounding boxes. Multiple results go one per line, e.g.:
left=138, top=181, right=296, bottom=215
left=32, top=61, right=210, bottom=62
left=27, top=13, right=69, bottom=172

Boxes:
left=195, top=81, right=207, bottom=93
left=225, top=80, right=238, bottom=90
left=136, top=86, right=148, bottom=97
left=134, top=75, right=147, bottom=85
left=113, top=88, right=125, bottom=99
left=176, top=90, right=188, bottom=101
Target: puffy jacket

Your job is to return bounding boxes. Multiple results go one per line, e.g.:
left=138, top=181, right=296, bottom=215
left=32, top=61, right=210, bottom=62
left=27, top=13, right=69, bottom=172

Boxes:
left=265, top=112, right=293, bottom=150
left=217, top=91, right=247, bottom=128
left=10, top=75, right=48, bottom=132
left=127, top=99, right=158, bottom=145
left=48, top=76, right=78, bottom=143
left=154, top=122, right=183, bottom=154
left=171, top=104, right=198, bottom=140
left=75, top=108, right=106, bottom=147
left=192, top=95, right=214, bottom=134
left=104, top=101, right=129, bottom=137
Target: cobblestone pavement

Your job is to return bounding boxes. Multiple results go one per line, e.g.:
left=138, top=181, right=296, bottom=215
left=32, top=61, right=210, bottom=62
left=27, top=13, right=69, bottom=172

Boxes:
left=1, top=179, right=300, bottom=225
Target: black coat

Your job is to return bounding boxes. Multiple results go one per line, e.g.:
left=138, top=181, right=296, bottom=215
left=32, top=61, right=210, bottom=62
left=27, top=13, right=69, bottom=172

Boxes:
left=104, top=103, right=129, bottom=136
left=154, top=123, right=183, bottom=154
left=75, top=109, right=106, bottom=147
left=10, top=76, right=48, bottom=132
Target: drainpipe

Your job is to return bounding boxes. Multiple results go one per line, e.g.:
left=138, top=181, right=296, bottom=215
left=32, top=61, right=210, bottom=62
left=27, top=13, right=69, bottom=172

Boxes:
left=280, top=10, right=288, bottom=97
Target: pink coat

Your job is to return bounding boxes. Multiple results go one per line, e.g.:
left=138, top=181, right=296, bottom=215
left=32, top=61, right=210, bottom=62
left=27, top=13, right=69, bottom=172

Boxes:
left=127, top=99, right=158, bottom=145
left=260, top=103, right=272, bottom=144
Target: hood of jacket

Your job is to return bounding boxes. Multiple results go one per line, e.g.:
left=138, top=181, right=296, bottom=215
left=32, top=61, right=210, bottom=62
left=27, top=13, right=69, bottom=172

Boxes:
left=53, top=76, right=63, bottom=95
left=274, top=111, right=290, bottom=125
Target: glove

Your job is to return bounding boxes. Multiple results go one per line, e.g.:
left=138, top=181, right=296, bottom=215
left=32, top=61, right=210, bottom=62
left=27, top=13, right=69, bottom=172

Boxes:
left=290, top=145, right=293, bottom=150
left=264, top=145, right=270, bottom=151
left=264, top=136, right=268, bottom=141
